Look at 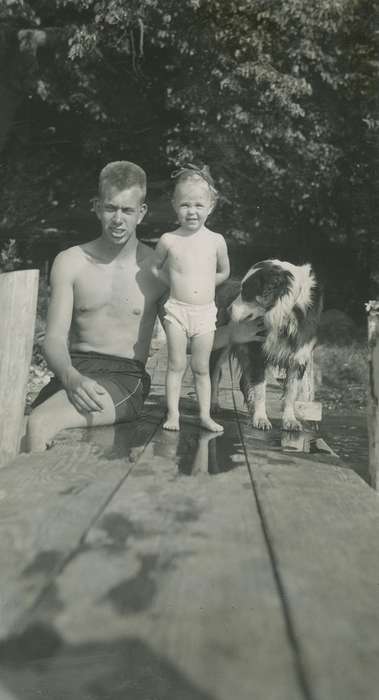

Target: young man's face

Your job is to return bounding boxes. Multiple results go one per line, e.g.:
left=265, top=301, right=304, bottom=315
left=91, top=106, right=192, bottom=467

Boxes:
left=96, top=186, right=147, bottom=246
left=172, top=181, right=214, bottom=233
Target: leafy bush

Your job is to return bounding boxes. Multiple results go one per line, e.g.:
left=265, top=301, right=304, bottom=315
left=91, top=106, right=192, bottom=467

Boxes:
left=0, top=239, right=22, bottom=272
left=32, top=275, right=49, bottom=366
left=315, top=342, right=367, bottom=388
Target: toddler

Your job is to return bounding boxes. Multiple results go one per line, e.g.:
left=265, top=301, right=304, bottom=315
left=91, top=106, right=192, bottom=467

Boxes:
left=152, top=164, right=230, bottom=431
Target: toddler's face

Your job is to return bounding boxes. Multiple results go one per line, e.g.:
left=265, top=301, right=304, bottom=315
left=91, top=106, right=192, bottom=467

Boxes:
left=172, top=181, right=214, bottom=233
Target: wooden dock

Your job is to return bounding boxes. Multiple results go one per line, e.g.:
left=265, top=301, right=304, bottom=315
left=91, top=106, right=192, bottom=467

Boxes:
left=0, top=348, right=378, bottom=700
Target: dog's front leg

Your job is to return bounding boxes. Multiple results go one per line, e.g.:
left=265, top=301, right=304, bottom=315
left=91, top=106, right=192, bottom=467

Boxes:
left=250, top=379, right=272, bottom=431
left=282, top=368, right=302, bottom=431
left=237, top=344, right=272, bottom=431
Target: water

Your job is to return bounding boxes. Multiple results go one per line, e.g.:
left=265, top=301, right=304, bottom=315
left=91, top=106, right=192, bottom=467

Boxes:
left=321, top=413, right=369, bottom=483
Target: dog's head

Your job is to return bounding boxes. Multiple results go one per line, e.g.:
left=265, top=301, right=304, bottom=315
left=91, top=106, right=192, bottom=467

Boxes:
left=230, top=260, right=294, bottom=322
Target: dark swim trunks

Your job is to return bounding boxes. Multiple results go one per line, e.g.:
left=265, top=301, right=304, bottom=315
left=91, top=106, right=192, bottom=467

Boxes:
left=32, top=351, right=151, bottom=423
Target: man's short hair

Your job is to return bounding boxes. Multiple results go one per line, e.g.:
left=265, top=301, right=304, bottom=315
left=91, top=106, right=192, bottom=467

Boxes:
left=99, top=161, right=147, bottom=201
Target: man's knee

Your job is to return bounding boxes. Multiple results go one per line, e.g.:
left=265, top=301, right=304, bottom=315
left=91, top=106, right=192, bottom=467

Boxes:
left=27, top=408, right=46, bottom=436
left=25, top=407, right=54, bottom=451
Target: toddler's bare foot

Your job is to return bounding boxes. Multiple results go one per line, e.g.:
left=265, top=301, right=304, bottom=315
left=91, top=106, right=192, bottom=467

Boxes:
left=163, top=414, right=180, bottom=431
left=200, top=416, right=224, bottom=433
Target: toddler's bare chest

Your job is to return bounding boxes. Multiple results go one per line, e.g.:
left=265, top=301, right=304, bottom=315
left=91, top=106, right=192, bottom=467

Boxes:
left=169, top=242, right=217, bottom=273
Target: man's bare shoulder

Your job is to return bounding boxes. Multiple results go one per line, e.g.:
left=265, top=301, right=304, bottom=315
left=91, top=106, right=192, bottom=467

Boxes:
left=51, top=245, right=87, bottom=280
left=53, top=244, right=87, bottom=266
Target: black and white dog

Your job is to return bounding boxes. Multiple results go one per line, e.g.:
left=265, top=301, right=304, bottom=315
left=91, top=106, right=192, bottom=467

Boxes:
left=211, top=260, right=323, bottom=431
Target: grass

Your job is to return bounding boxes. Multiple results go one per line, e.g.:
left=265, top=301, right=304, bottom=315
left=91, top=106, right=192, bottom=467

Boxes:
left=315, top=341, right=367, bottom=413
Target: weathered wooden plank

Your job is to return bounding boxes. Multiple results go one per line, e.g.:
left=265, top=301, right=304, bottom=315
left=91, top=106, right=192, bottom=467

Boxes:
left=0, top=416, right=161, bottom=637
left=12, top=419, right=306, bottom=700
left=238, top=415, right=379, bottom=700
left=367, top=300, right=379, bottom=488
left=0, top=269, right=39, bottom=467
left=219, top=364, right=328, bottom=462
left=218, top=359, right=322, bottom=426
left=280, top=431, right=337, bottom=457
left=292, top=400, right=322, bottom=422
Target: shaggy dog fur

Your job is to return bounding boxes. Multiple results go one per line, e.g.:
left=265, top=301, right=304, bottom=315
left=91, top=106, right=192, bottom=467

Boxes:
left=210, top=259, right=323, bottom=431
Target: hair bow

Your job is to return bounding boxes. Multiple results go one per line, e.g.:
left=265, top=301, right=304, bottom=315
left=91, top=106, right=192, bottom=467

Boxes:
left=171, top=163, right=216, bottom=192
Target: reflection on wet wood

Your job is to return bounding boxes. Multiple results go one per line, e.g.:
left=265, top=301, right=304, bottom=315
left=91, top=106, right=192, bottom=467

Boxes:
left=280, top=431, right=337, bottom=456
left=13, top=421, right=303, bottom=700
left=0, top=418, right=161, bottom=636
left=238, top=440, right=379, bottom=700
left=0, top=345, right=374, bottom=700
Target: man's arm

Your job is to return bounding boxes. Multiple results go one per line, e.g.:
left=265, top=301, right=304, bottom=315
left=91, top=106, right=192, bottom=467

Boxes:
left=215, top=236, right=230, bottom=286
left=43, top=251, right=106, bottom=412
left=43, top=251, right=76, bottom=382
left=213, top=318, right=266, bottom=350
left=151, top=235, right=170, bottom=287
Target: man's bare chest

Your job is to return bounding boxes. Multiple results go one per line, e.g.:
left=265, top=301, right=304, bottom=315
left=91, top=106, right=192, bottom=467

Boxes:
left=74, top=264, right=148, bottom=317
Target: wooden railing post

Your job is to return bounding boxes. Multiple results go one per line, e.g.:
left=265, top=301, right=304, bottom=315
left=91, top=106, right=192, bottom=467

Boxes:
left=294, top=353, right=322, bottom=423
left=367, top=301, right=379, bottom=489
left=281, top=353, right=322, bottom=452
left=0, top=269, right=39, bottom=467
left=297, top=354, right=315, bottom=402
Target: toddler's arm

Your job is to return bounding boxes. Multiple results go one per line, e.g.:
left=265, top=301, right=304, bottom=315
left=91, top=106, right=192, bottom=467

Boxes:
left=215, top=236, right=230, bottom=286
left=151, top=235, right=170, bottom=287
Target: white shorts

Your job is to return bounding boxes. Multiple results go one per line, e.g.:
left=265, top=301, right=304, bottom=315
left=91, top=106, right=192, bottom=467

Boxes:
left=163, top=298, right=217, bottom=338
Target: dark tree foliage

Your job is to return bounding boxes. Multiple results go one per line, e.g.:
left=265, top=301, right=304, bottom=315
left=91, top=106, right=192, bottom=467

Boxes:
left=0, top=0, right=378, bottom=307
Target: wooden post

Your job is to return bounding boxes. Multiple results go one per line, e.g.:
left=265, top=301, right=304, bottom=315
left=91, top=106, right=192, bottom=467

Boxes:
left=367, top=301, right=379, bottom=489
left=297, top=355, right=315, bottom=401
left=281, top=353, right=322, bottom=452
left=294, top=354, right=322, bottom=422
left=0, top=269, right=39, bottom=467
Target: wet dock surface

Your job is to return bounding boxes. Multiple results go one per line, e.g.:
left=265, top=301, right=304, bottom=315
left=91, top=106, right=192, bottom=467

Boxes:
left=0, top=348, right=378, bottom=700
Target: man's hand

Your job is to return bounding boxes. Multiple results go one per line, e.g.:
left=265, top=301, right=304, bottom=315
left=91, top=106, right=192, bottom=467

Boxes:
left=63, top=368, right=106, bottom=413
left=230, top=317, right=266, bottom=344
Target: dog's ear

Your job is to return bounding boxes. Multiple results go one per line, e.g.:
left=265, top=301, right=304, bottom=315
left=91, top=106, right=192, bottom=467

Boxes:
left=265, top=267, right=294, bottom=300
left=241, top=262, right=294, bottom=306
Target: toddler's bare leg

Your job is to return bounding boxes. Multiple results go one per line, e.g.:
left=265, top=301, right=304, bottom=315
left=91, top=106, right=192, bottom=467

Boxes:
left=164, top=321, right=187, bottom=430
left=191, top=333, right=224, bottom=432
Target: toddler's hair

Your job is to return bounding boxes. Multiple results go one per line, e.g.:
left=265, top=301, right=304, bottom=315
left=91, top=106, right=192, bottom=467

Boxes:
left=99, top=161, right=147, bottom=201
left=171, top=163, right=218, bottom=200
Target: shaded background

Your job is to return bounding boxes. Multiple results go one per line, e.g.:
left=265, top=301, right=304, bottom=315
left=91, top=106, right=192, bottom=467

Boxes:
left=0, top=0, right=378, bottom=322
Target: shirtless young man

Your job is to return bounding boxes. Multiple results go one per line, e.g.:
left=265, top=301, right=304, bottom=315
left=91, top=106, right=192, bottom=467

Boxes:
left=152, top=165, right=230, bottom=433
left=27, top=161, right=264, bottom=451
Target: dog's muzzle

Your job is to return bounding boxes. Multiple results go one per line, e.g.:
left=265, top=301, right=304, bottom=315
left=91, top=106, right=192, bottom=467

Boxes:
left=230, top=296, right=263, bottom=322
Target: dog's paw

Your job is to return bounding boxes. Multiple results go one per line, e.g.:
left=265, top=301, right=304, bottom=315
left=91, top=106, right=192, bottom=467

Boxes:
left=252, top=415, right=272, bottom=431
left=282, top=417, right=302, bottom=432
